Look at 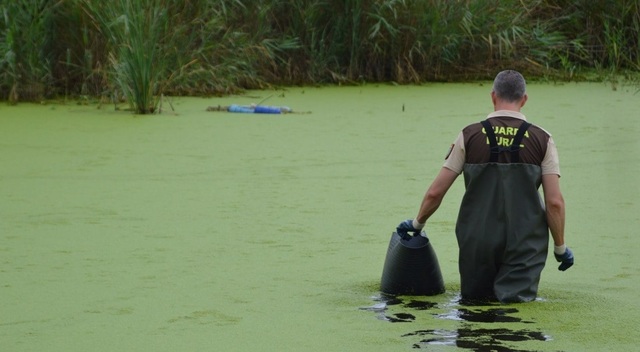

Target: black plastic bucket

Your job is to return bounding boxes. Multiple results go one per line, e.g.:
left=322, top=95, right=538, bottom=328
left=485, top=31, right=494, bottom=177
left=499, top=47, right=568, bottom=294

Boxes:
left=380, top=232, right=445, bottom=296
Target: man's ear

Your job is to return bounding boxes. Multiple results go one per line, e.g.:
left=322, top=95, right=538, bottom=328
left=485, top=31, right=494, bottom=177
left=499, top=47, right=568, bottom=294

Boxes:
left=520, top=93, right=528, bottom=108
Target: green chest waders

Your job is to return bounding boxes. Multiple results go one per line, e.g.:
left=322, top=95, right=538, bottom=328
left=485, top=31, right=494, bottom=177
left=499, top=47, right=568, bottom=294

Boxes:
left=456, top=120, right=549, bottom=302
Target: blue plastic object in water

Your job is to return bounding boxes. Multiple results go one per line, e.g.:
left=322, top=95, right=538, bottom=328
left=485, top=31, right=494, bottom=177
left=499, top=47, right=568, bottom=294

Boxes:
left=228, top=104, right=255, bottom=113
left=254, top=105, right=282, bottom=114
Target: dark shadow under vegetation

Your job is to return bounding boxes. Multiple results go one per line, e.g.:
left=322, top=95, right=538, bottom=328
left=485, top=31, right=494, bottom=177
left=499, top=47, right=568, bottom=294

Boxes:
left=1, top=0, right=639, bottom=113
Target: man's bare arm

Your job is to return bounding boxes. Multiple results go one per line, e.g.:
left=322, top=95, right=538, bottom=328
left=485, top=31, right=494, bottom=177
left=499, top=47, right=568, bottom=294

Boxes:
left=415, top=167, right=459, bottom=224
left=542, top=174, right=565, bottom=246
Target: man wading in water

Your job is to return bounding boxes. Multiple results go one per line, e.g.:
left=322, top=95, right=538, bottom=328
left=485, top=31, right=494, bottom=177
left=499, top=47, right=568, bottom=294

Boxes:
left=397, top=70, right=574, bottom=303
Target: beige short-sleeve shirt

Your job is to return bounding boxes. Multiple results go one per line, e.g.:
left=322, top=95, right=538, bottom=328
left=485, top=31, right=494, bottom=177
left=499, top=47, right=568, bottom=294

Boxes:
left=443, top=111, right=561, bottom=176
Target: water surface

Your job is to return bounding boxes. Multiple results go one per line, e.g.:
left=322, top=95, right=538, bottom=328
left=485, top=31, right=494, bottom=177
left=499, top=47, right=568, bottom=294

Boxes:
left=1, top=82, right=639, bottom=351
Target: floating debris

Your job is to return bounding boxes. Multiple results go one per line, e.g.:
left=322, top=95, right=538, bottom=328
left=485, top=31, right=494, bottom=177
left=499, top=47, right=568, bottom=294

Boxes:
left=206, top=104, right=310, bottom=114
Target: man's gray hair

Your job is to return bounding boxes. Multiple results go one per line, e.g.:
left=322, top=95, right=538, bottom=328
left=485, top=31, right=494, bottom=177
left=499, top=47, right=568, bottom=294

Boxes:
left=492, top=70, right=526, bottom=102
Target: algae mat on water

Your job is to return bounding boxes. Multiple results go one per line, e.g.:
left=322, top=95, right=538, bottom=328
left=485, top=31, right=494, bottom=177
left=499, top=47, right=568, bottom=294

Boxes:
left=1, top=83, right=639, bottom=351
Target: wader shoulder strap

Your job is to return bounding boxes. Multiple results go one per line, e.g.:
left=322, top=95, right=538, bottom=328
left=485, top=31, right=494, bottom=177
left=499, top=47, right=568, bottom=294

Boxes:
left=510, top=121, right=531, bottom=163
left=481, top=120, right=532, bottom=163
left=481, top=120, right=501, bottom=162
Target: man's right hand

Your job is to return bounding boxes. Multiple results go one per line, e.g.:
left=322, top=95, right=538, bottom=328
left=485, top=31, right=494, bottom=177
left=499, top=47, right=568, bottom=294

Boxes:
left=396, top=219, right=424, bottom=238
left=554, top=247, right=574, bottom=271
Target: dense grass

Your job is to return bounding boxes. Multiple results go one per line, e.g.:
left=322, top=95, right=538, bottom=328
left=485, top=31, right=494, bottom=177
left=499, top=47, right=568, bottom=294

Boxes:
left=1, top=0, right=639, bottom=111
left=0, top=0, right=57, bottom=103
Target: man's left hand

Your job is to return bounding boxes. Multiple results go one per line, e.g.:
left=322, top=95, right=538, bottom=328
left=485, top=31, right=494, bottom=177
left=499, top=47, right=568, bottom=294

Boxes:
left=554, top=247, right=574, bottom=271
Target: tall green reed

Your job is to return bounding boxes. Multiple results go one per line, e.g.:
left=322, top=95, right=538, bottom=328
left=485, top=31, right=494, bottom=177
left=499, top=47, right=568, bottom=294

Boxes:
left=3, top=0, right=640, bottom=103
left=82, top=0, right=169, bottom=114
left=0, top=0, right=56, bottom=103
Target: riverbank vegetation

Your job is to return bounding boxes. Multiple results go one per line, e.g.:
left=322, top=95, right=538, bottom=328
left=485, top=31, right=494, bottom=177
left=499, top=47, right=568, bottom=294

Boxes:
left=1, top=0, right=639, bottom=113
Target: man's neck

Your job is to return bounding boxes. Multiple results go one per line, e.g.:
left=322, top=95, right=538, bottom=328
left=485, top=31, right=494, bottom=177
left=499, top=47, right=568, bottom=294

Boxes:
left=494, top=102, right=522, bottom=112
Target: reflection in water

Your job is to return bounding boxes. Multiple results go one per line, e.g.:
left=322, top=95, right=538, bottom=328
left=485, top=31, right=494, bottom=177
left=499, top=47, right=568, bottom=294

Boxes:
left=359, top=293, right=438, bottom=322
left=437, top=307, right=534, bottom=323
left=404, top=327, right=549, bottom=351
left=358, top=294, right=417, bottom=322
left=360, top=293, right=553, bottom=351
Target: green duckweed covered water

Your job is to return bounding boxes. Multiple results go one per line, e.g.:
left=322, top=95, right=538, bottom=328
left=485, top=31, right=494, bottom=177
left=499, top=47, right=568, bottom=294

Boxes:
left=1, top=83, right=639, bottom=351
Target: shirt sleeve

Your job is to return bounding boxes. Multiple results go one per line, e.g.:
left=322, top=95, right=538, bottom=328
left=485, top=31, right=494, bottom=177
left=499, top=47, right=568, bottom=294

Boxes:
left=443, top=131, right=465, bottom=174
left=541, top=137, right=561, bottom=176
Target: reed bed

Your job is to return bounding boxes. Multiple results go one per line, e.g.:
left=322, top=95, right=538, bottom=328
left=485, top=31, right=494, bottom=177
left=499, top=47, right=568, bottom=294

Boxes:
left=1, top=0, right=639, bottom=111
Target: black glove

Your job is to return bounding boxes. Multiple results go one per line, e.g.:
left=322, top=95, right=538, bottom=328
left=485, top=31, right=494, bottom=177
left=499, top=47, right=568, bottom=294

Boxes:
left=396, top=219, right=424, bottom=238
left=554, top=247, right=574, bottom=271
